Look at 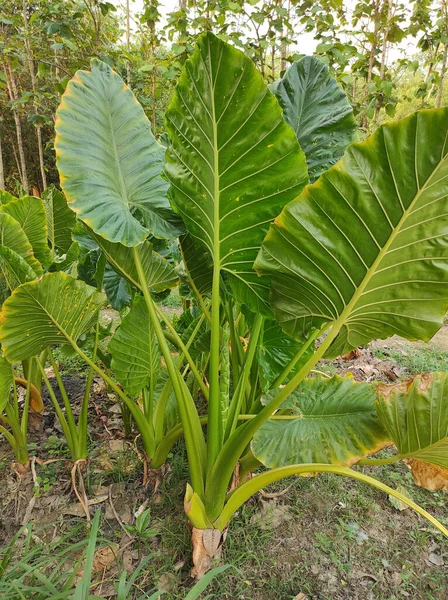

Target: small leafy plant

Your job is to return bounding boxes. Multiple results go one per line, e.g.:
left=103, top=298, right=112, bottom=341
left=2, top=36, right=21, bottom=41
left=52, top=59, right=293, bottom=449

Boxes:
left=0, top=32, right=447, bottom=578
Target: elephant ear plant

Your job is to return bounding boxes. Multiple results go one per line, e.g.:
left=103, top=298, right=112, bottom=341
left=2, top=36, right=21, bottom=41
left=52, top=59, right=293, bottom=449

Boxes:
left=0, top=188, right=78, bottom=471
left=0, top=32, right=447, bottom=576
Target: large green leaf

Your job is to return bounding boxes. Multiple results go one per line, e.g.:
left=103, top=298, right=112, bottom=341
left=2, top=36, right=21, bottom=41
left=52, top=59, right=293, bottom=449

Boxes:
left=0, top=272, right=105, bottom=362
left=42, top=186, right=76, bottom=255
left=0, top=196, right=51, bottom=268
left=271, top=56, right=357, bottom=182
left=257, top=319, right=315, bottom=392
left=165, top=32, right=308, bottom=312
left=255, top=108, right=448, bottom=356
left=55, top=59, right=183, bottom=246
left=0, top=246, right=37, bottom=291
left=0, top=212, right=42, bottom=277
left=376, top=372, right=448, bottom=468
left=0, top=191, right=16, bottom=204
left=0, top=355, right=13, bottom=413
left=109, top=295, right=160, bottom=397
left=103, top=265, right=131, bottom=311
left=92, top=232, right=178, bottom=293
left=179, top=234, right=213, bottom=297
left=252, top=375, right=389, bottom=468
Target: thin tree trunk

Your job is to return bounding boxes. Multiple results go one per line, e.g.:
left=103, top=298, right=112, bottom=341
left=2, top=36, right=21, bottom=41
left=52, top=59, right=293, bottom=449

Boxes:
left=23, top=0, right=47, bottom=190
left=9, top=133, right=23, bottom=184
left=271, top=45, right=275, bottom=80
left=437, top=1, right=448, bottom=107
left=437, top=42, right=448, bottom=107
left=4, top=60, right=28, bottom=193
left=362, top=0, right=381, bottom=130
left=281, top=0, right=289, bottom=73
left=150, top=21, right=157, bottom=131
left=126, top=0, right=131, bottom=85
left=0, top=133, right=5, bottom=190
left=36, top=126, right=46, bottom=191
left=374, top=0, right=393, bottom=123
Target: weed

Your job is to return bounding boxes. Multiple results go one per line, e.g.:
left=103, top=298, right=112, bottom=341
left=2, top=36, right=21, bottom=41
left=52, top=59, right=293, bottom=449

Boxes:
left=372, top=344, right=448, bottom=375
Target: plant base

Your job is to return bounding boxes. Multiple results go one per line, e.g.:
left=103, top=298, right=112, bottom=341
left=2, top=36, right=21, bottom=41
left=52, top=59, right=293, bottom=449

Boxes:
left=190, top=527, right=227, bottom=579
left=11, top=460, right=30, bottom=476
left=145, top=463, right=170, bottom=503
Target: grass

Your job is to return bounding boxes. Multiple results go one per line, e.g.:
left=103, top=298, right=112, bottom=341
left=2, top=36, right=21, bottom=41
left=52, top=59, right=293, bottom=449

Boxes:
left=1, top=444, right=447, bottom=599
left=372, top=344, right=448, bottom=375
left=159, top=288, right=183, bottom=310
left=3, top=330, right=448, bottom=598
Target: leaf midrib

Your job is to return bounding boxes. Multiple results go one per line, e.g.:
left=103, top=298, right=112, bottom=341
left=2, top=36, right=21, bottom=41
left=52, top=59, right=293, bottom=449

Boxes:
left=269, top=409, right=378, bottom=420
left=107, top=94, right=130, bottom=212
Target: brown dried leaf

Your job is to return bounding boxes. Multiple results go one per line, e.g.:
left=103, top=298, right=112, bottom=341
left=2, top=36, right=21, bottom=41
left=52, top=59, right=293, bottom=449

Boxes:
left=92, top=544, right=119, bottom=572
left=190, top=527, right=226, bottom=579
left=406, top=459, right=448, bottom=492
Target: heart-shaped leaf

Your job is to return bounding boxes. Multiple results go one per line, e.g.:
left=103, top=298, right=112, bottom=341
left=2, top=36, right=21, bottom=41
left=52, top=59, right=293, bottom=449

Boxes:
left=252, top=375, right=389, bottom=467
left=256, top=108, right=448, bottom=356
left=55, top=59, right=183, bottom=246
left=271, top=56, right=357, bottom=182
left=0, top=196, right=51, bottom=268
left=42, top=185, right=76, bottom=256
left=165, top=32, right=308, bottom=312
left=0, top=212, right=42, bottom=277
left=0, top=272, right=105, bottom=361
left=109, top=295, right=160, bottom=397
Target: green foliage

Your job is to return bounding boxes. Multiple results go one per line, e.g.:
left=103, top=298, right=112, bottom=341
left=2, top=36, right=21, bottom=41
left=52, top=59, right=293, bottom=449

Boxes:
left=165, top=32, right=308, bottom=313
left=256, top=108, right=448, bottom=357
left=271, top=56, right=357, bottom=181
left=110, top=294, right=160, bottom=398
left=0, top=272, right=105, bottom=362
left=376, top=372, right=448, bottom=468
left=1, top=28, right=448, bottom=584
left=252, top=375, right=389, bottom=468
left=55, top=59, right=182, bottom=246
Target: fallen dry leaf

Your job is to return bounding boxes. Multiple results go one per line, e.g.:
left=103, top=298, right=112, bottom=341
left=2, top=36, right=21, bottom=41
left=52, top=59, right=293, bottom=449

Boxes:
left=406, top=459, right=448, bottom=491
left=427, top=552, right=444, bottom=566
left=92, top=544, right=119, bottom=572
left=122, top=549, right=133, bottom=572
left=44, top=366, right=56, bottom=379
left=108, top=439, right=125, bottom=452
left=157, top=573, right=177, bottom=592
left=388, top=485, right=411, bottom=511
left=341, top=348, right=362, bottom=360
left=63, top=494, right=108, bottom=516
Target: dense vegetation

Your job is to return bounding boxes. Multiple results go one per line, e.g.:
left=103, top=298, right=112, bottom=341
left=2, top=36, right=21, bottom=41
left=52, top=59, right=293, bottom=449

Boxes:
left=1, top=0, right=448, bottom=195
left=0, top=2, right=448, bottom=599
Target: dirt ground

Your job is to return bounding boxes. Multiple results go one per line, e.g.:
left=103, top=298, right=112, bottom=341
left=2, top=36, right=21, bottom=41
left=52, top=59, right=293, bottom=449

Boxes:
left=0, top=327, right=447, bottom=599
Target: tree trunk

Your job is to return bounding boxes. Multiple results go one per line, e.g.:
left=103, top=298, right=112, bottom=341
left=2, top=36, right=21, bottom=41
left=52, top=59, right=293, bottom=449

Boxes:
left=4, top=60, right=29, bottom=193
left=281, top=0, right=290, bottom=73
left=0, top=133, right=5, bottom=190
left=437, top=1, right=448, bottom=108
left=126, top=0, right=131, bottom=85
left=374, top=0, right=393, bottom=123
left=149, top=20, right=157, bottom=132
left=9, top=133, right=23, bottom=184
left=23, top=0, right=47, bottom=190
left=361, top=0, right=381, bottom=130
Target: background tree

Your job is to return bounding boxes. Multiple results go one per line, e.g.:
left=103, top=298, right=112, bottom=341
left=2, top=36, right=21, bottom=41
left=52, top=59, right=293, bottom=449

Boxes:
left=0, top=0, right=446, bottom=194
